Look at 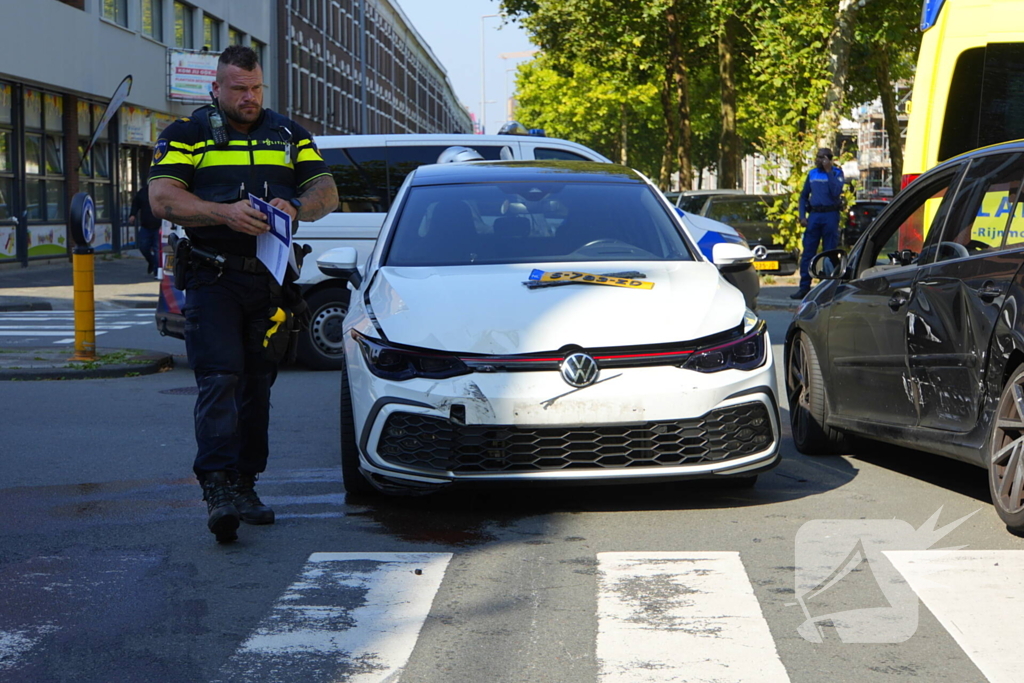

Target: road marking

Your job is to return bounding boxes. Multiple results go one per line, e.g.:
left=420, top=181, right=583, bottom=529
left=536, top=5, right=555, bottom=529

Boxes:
left=596, top=552, right=791, bottom=683
left=887, top=550, right=1024, bottom=683
left=215, top=552, right=451, bottom=683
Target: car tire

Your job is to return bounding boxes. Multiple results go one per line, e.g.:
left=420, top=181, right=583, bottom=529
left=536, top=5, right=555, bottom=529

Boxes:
left=987, top=365, right=1024, bottom=535
left=787, top=332, right=846, bottom=455
left=340, top=360, right=377, bottom=497
left=297, top=287, right=351, bottom=371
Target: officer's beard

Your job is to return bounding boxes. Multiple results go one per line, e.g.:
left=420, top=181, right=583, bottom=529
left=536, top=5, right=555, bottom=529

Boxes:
left=223, top=103, right=262, bottom=128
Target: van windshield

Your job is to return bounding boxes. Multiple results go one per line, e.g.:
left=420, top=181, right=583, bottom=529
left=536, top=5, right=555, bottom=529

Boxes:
left=384, top=182, right=695, bottom=267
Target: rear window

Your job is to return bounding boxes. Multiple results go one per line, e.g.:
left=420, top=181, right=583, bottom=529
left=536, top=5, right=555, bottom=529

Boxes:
left=705, top=197, right=771, bottom=223
left=939, top=43, right=1024, bottom=162
left=385, top=182, right=695, bottom=267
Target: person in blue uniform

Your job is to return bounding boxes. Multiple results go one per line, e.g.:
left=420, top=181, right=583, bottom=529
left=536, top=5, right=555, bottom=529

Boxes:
left=792, top=147, right=845, bottom=299
left=149, top=45, right=339, bottom=543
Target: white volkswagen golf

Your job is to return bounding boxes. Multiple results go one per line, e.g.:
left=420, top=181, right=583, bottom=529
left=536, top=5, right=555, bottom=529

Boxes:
left=318, top=161, right=781, bottom=495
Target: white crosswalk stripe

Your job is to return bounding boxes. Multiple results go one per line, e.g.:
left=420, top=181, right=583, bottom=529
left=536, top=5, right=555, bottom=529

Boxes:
left=597, top=552, right=791, bottom=683
left=214, top=552, right=452, bottom=683
left=886, top=550, right=1024, bottom=683
left=0, top=310, right=154, bottom=344
left=199, top=546, right=1024, bottom=682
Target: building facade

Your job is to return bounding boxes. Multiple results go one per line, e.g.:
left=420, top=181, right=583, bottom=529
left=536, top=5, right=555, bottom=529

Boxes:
left=0, top=0, right=471, bottom=267
left=279, top=0, right=472, bottom=136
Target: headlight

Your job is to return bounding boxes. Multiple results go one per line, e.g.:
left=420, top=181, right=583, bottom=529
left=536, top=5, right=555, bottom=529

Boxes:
left=682, top=319, right=767, bottom=373
left=354, top=332, right=471, bottom=381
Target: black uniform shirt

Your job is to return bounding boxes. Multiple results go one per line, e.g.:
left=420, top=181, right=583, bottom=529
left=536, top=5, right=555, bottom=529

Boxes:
left=149, top=107, right=331, bottom=257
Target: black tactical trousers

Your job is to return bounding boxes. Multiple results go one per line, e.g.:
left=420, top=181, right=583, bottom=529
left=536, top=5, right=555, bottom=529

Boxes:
left=184, top=266, right=278, bottom=479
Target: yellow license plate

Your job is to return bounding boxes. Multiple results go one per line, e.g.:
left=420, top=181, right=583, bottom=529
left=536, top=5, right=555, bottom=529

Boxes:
left=531, top=270, right=655, bottom=289
left=753, top=260, right=779, bottom=271
left=164, top=253, right=175, bottom=269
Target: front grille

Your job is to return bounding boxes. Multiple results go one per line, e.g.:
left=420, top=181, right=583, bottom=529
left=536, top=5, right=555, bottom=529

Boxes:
left=375, top=402, right=773, bottom=474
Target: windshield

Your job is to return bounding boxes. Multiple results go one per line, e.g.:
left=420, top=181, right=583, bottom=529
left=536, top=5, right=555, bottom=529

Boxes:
left=384, top=181, right=695, bottom=266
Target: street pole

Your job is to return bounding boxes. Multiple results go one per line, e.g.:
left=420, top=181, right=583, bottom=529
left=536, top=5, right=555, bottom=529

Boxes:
left=480, top=13, right=500, bottom=134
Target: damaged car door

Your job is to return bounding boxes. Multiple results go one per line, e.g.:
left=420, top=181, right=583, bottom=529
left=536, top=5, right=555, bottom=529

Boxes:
left=906, top=152, right=1024, bottom=432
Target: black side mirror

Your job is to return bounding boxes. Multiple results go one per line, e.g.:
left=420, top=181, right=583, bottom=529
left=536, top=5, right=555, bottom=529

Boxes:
left=810, top=249, right=848, bottom=280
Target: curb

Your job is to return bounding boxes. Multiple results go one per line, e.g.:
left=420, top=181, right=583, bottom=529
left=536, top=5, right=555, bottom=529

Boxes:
left=0, top=347, right=175, bottom=381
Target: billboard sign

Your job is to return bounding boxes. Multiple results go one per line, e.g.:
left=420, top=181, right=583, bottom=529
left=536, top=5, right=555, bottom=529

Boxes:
left=168, top=49, right=219, bottom=103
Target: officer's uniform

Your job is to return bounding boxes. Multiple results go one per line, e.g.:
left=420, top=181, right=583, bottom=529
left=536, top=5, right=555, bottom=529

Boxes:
left=797, top=165, right=845, bottom=293
left=149, top=106, right=330, bottom=481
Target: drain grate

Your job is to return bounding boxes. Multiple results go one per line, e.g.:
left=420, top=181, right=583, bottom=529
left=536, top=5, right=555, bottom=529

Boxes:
left=161, top=386, right=199, bottom=395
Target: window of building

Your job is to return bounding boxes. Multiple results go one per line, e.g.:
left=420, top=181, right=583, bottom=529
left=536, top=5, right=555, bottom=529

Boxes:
left=0, top=82, right=13, bottom=223
left=141, top=0, right=163, bottom=41
left=102, top=0, right=128, bottom=26
left=24, top=90, right=66, bottom=222
left=228, top=26, right=243, bottom=45
left=77, top=102, right=113, bottom=221
left=252, top=39, right=266, bottom=66
left=203, top=13, right=221, bottom=51
left=174, top=1, right=194, bottom=49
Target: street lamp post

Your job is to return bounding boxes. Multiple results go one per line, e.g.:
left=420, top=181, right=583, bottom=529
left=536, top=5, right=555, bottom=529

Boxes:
left=480, top=13, right=501, bottom=134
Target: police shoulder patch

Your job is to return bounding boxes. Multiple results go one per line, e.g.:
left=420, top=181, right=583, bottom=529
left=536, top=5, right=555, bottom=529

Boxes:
left=153, top=138, right=169, bottom=163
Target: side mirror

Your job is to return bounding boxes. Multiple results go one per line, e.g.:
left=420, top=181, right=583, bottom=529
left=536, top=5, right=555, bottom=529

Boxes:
left=810, top=249, right=848, bottom=280
left=711, top=242, right=755, bottom=272
left=317, top=246, right=362, bottom=289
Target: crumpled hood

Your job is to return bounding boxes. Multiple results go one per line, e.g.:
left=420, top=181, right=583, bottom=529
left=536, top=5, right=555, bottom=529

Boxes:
left=367, top=262, right=745, bottom=355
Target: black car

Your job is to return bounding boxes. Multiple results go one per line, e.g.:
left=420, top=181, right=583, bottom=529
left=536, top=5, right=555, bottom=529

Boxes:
left=680, top=192, right=799, bottom=275
left=843, top=199, right=888, bottom=247
left=784, top=140, right=1024, bottom=535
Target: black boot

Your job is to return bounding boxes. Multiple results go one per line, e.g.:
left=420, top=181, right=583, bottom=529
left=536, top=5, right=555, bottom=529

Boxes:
left=201, top=471, right=240, bottom=542
left=233, top=474, right=275, bottom=525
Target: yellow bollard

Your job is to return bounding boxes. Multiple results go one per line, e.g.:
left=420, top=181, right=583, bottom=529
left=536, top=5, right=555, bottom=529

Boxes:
left=68, top=192, right=97, bottom=362
left=71, top=246, right=96, bottom=361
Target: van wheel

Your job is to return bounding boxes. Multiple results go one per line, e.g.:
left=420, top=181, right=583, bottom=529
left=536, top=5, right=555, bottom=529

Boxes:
left=988, top=365, right=1024, bottom=535
left=297, top=288, right=350, bottom=371
left=341, top=361, right=376, bottom=497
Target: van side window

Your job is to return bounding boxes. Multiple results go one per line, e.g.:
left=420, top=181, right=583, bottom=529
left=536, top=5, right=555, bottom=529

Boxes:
left=386, top=146, right=505, bottom=204
left=534, top=148, right=588, bottom=161
left=322, top=147, right=388, bottom=213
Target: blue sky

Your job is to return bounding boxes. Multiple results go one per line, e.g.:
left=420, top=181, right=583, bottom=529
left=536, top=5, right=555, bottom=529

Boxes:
left=396, top=0, right=537, bottom=134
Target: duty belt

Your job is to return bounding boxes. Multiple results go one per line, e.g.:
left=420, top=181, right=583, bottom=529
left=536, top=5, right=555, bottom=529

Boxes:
left=189, top=247, right=268, bottom=275
left=808, top=204, right=840, bottom=213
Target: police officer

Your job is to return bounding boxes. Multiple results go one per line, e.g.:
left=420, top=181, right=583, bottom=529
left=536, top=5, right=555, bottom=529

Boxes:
left=792, top=147, right=845, bottom=299
left=149, top=45, right=338, bottom=543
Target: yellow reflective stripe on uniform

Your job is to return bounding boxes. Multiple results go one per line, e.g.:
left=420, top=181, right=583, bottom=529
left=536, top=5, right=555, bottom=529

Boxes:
left=159, top=150, right=196, bottom=166
left=196, top=149, right=294, bottom=168
left=168, top=140, right=198, bottom=152
left=299, top=171, right=332, bottom=187
left=296, top=147, right=323, bottom=163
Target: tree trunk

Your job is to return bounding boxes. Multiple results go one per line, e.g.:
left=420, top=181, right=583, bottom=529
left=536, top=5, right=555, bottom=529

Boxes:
left=873, top=50, right=904, bottom=195
left=718, top=14, right=740, bottom=189
left=819, top=0, right=863, bottom=149
left=659, top=72, right=676, bottom=190
left=667, top=2, right=692, bottom=190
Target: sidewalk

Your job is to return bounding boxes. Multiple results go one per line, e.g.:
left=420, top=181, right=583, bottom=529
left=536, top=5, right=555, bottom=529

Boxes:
left=0, top=254, right=173, bottom=379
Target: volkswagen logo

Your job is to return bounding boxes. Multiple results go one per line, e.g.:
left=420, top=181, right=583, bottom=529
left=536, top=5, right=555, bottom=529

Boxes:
left=752, top=245, right=769, bottom=260
left=560, top=353, right=599, bottom=387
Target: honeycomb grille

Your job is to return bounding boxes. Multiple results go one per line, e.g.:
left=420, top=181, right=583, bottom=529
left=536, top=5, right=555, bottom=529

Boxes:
left=376, top=402, right=774, bottom=473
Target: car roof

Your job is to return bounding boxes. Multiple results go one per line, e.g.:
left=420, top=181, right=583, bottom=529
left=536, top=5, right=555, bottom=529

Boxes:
left=408, top=160, right=647, bottom=186
left=678, top=189, right=747, bottom=196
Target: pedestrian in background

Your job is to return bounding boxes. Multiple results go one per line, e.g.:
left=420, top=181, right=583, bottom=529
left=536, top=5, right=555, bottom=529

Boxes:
left=128, top=181, right=161, bottom=278
left=149, top=45, right=338, bottom=543
left=791, top=147, right=845, bottom=299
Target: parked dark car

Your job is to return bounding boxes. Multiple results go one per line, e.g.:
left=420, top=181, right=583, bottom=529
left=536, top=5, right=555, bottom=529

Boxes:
left=843, top=199, right=888, bottom=247
left=682, top=192, right=798, bottom=275
left=784, top=140, right=1024, bottom=535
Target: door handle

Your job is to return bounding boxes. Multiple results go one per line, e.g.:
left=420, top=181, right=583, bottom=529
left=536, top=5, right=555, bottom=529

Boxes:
left=888, top=290, right=910, bottom=311
left=976, top=282, right=1002, bottom=303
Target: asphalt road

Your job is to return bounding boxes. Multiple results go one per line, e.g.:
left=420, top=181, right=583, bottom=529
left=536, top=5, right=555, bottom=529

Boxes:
left=1, top=304, right=1022, bottom=683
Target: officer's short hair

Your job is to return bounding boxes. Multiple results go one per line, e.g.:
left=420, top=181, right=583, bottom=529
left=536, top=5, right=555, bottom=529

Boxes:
left=218, top=45, right=259, bottom=73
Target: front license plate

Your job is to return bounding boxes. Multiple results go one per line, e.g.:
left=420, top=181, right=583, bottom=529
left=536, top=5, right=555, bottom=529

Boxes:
left=753, top=260, right=779, bottom=271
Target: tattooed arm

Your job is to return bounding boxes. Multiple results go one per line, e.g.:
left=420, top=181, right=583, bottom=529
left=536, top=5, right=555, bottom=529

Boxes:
left=268, top=175, right=339, bottom=224
left=149, top=177, right=269, bottom=235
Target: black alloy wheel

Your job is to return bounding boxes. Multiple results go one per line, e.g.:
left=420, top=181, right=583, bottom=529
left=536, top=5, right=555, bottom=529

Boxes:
left=787, top=333, right=846, bottom=455
left=988, top=366, right=1024, bottom=535
left=340, top=361, right=377, bottom=497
